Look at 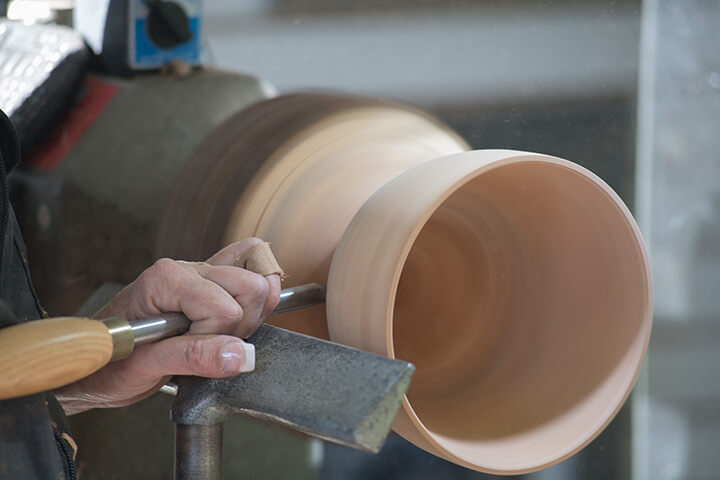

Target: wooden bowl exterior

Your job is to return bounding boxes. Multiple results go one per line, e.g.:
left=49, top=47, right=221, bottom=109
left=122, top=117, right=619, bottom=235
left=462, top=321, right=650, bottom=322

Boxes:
left=327, top=150, right=652, bottom=474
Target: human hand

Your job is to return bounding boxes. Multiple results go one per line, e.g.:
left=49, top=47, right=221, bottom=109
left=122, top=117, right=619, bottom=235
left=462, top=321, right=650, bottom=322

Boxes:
left=54, top=238, right=281, bottom=415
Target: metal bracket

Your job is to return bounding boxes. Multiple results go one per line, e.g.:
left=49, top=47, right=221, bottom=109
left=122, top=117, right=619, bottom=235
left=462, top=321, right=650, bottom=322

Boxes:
left=170, top=323, right=414, bottom=480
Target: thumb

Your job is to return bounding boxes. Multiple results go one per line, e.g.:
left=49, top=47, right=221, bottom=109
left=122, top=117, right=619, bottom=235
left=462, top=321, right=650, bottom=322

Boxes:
left=131, top=334, right=256, bottom=379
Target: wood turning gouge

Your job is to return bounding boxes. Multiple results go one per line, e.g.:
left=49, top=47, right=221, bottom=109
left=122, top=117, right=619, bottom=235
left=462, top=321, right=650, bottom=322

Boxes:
left=0, top=283, right=326, bottom=401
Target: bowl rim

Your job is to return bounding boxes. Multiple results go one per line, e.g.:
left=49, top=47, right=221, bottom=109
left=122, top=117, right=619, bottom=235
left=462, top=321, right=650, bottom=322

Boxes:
left=380, top=151, right=653, bottom=474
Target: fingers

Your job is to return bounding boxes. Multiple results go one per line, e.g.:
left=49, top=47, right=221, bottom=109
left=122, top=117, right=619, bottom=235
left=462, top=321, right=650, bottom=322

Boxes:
left=188, top=263, right=270, bottom=337
left=127, top=258, right=245, bottom=328
left=94, top=238, right=281, bottom=339
left=206, top=237, right=282, bottom=325
left=53, top=334, right=257, bottom=413
left=206, top=237, right=265, bottom=266
left=127, top=334, right=256, bottom=382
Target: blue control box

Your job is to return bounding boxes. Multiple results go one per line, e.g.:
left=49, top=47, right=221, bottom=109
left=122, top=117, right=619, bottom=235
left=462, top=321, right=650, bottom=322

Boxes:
left=128, top=0, right=202, bottom=69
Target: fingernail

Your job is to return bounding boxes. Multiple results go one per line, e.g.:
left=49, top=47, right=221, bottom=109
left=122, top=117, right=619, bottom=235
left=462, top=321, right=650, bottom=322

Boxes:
left=221, top=341, right=255, bottom=374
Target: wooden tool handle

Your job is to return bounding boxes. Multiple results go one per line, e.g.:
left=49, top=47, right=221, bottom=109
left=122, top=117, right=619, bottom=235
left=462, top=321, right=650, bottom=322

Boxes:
left=0, top=317, right=113, bottom=400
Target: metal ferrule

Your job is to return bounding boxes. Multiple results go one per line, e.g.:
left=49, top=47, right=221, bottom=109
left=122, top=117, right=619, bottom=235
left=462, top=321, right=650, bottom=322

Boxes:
left=101, top=317, right=135, bottom=361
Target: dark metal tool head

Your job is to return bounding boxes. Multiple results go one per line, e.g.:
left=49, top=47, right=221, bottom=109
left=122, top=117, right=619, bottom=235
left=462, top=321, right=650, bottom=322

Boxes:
left=170, top=323, right=414, bottom=453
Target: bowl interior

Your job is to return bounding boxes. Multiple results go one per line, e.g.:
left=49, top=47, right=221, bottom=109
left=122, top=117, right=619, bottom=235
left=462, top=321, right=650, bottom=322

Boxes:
left=392, top=159, right=651, bottom=471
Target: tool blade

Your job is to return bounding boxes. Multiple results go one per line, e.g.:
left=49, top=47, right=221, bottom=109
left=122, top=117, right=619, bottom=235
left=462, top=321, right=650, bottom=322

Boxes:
left=171, top=324, right=414, bottom=453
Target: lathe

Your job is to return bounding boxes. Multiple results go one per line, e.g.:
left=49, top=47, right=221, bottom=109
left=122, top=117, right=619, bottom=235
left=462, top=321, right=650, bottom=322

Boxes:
left=2, top=5, right=652, bottom=480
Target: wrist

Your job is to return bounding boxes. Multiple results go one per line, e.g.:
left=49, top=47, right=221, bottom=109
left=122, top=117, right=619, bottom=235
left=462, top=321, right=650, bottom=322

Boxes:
left=53, top=386, right=97, bottom=416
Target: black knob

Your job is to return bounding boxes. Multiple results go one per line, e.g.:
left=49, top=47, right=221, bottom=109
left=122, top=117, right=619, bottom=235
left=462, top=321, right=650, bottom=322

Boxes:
left=145, top=0, right=193, bottom=50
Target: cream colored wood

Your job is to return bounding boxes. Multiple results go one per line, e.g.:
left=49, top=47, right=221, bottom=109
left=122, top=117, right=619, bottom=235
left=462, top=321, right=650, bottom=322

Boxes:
left=327, top=150, right=652, bottom=474
left=223, top=100, right=468, bottom=338
left=0, top=317, right=113, bottom=400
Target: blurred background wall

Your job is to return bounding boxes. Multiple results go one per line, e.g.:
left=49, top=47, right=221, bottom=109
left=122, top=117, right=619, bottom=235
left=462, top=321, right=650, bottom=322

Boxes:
left=634, top=1, right=720, bottom=480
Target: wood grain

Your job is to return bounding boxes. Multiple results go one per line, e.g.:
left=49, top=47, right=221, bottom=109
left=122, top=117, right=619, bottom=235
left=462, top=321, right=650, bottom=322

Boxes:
left=0, top=317, right=113, bottom=400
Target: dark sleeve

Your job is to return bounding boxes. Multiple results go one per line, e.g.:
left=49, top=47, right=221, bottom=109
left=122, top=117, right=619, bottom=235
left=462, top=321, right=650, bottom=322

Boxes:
left=0, top=110, right=77, bottom=480
left=0, top=108, right=44, bottom=322
left=0, top=107, right=20, bottom=174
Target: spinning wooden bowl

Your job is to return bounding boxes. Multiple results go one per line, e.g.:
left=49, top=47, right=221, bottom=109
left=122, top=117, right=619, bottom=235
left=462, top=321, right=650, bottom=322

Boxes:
left=158, top=95, right=652, bottom=473
left=328, top=150, right=652, bottom=473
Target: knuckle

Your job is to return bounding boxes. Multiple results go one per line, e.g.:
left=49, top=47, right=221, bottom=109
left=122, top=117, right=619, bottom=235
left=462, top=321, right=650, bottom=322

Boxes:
left=133, top=270, right=160, bottom=302
left=218, top=303, right=244, bottom=325
left=184, top=338, right=211, bottom=372
left=181, top=260, right=211, bottom=277
left=246, top=274, right=269, bottom=299
left=151, top=257, right=178, bottom=277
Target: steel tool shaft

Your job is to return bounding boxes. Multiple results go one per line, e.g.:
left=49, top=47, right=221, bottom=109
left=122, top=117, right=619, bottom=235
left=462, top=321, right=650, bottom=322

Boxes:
left=104, top=283, right=326, bottom=352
